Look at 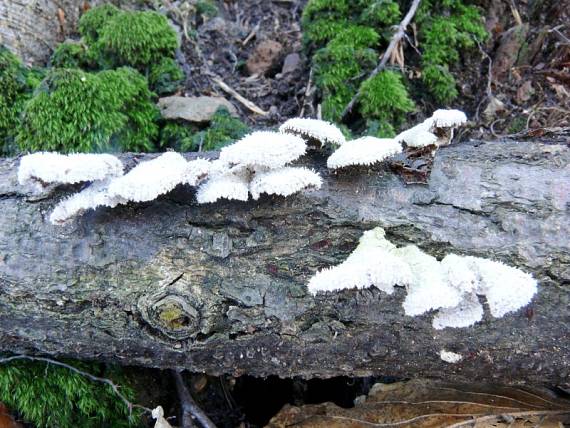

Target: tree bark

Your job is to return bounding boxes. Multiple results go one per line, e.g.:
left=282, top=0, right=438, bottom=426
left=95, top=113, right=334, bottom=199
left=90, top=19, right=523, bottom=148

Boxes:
left=0, top=0, right=138, bottom=66
left=0, top=140, right=569, bottom=385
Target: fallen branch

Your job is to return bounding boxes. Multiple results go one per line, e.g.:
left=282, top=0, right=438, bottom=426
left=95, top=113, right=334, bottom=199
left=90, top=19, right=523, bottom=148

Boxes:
left=172, top=370, right=217, bottom=428
left=211, top=77, right=269, bottom=116
left=340, top=0, right=422, bottom=122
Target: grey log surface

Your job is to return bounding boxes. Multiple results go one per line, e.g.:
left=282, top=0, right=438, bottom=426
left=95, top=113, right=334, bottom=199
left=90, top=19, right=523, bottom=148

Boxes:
left=1, top=140, right=569, bottom=385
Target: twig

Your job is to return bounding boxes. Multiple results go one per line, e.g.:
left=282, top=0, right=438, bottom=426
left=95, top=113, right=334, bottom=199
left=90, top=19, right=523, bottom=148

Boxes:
left=508, top=0, right=523, bottom=26
left=0, top=354, right=151, bottom=416
left=474, top=42, right=493, bottom=122
left=211, top=77, right=269, bottom=116
left=340, top=0, right=422, bottom=122
left=242, top=23, right=260, bottom=46
left=172, top=370, right=217, bottom=428
left=299, top=68, right=314, bottom=117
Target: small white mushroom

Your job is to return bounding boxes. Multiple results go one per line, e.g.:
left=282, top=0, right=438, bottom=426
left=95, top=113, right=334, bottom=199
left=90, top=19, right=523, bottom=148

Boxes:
left=107, top=152, right=190, bottom=202
left=279, top=117, right=346, bottom=148
left=249, top=167, right=322, bottom=200
left=394, top=245, right=462, bottom=316
left=18, top=152, right=123, bottom=189
left=308, top=227, right=413, bottom=295
left=49, top=179, right=126, bottom=225
left=183, top=158, right=212, bottom=186
left=439, top=350, right=463, bottom=364
left=432, top=293, right=484, bottom=329
left=196, top=170, right=250, bottom=204
left=395, top=109, right=468, bottom=148
left=469, top=256, right=538, bottom=318
left=394, top=119, right=437, bottom=148
left=219, top=131, right=307, bottom=169
left=431, top=109, right=468, bottom=128
left=327, top=136, right=402, bottom=170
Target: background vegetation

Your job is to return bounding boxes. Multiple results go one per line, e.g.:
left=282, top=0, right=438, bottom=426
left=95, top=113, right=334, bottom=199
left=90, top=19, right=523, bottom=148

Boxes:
left=302, top=0, right=487, bottom=136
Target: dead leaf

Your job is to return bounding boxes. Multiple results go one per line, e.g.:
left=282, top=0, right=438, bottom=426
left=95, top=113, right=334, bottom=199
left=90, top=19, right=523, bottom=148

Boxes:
left=266, top=379, right=570, bottom=428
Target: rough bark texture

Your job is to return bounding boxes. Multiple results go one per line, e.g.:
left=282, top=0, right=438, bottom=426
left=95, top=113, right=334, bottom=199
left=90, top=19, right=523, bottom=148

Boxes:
left=0, top=0, right=137, bottom=65
left=0, top=140, right=569, bottom=385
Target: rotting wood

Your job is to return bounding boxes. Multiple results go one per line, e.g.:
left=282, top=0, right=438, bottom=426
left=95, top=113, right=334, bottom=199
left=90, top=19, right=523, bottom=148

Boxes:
left=0, top=140, right=569, bottom=385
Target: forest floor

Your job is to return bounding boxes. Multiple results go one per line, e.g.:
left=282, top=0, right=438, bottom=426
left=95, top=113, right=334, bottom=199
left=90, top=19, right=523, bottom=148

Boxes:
left=171, top=0, right=568, bottom=142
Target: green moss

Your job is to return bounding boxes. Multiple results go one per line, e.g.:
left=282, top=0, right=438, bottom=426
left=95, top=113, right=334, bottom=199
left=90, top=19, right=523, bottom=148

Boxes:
left=148, top=57, right=184, bottom=95
left=196, top=0, right=219, bottom=18
left=358, top=0, right=401, bottom=32
left=159, top=122, right=197, bottom=151
left=416, top=0, right=487, bottom=103
left=359, top=70, right=415, bottom=134
left=195, top=107, right=249, bottom=151
left=0, top=46, right=41, bottom=154
left=314, top=26, right=379, bottom=121
left=77, top=5, right=183, bottom=94
left=17, top=67, right=158, bottom=153
left=160, top=108, right=249, bottom=152
left=78, top=4, right=122, bottom=46
left=50, top=42, right=90, bottom=69
left=0, top=359, right=141, bottom=428
left=88, top=9, right=178, bottom=71
left=302, top=0, right=488, bottom=128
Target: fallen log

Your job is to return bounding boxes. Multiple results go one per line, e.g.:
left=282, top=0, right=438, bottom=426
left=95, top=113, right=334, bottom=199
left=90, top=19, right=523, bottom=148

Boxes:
left=0, top=140, right=569, bottom=385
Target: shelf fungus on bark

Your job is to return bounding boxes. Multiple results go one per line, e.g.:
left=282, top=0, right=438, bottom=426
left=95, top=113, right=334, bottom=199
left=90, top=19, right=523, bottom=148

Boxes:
left=327, top=136, right=403, bottom=170
left=395, top=109, right=467, bottom=148
left=18, top=152, right=124, bottom=190
left=279, top=117, right=346, bottom=148
left=308, top=227, right=538, bottom=330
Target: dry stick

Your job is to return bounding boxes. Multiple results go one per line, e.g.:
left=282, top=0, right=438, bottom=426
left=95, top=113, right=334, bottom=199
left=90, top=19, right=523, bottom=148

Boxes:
left=172, top=370, right=217, bottom=428
left=211, top=77, right=269, bottom=116
left=340, top=0, right=422, bottom=122
left=0, top=354, right=152, bottom=416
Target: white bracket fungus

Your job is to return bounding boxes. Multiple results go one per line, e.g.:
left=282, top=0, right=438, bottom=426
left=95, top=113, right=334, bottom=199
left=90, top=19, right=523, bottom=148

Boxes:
left=219, top=131, right=307, bottom=170
left=196, top=170, right=250, bottom=204
left=107, top=152, right=200, bottom=202
left=327, top=136, right=402, bottom=170
left=49, top=179, right=126, bottom=225
left=308, top=227, right=538, bottom=329
left=279, top=117, right=346, bottom=148
left=395, top=109, right=467, bottom=148
left=249, top=167, right=322, bottom=200
left=18, top=152, right=123, bottom=189
left=440, top=350, right=463, bottom=364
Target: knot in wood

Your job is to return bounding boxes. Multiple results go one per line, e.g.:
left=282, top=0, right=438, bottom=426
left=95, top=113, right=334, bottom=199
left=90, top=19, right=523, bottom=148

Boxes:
left=139, top=293, right=201, bottom=340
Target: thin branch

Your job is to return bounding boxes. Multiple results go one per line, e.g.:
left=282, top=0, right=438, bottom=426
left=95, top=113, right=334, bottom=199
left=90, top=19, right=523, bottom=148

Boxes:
left=211, top=77, right=269, bottom=116
left=0, top=355, right=152, bottom=415
left=340, top=0, right=422, bottom=122
left=172, top=370, right=217, bottom=428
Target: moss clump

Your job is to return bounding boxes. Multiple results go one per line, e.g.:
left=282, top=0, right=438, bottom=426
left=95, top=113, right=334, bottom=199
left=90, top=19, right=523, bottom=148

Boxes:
left=314, top=25, right=380, bottom=121
left=149, top=58, right=185, bottom=96
left=416, top=0, right=488, bottom=103
left=360, top=70, right=415, bottom=136
left=0, top=46, right=42, bottom=154
left=78, top=4, right=123, bottom=46
left=0, top=359, right=141, bottom=428
left=302, top=0, right=487, bottom=128
left=77, top=5, right=183, bottom=95
left=50, top=42, right=90, bottom=69
left=160, top=107, right=249, bottom=152
left=17, top=67, right=158, bottom=153
left=90, top=10, right=178, bottom=70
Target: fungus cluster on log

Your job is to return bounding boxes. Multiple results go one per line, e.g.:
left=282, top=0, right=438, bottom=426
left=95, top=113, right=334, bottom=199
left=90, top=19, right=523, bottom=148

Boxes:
left=308, top=227, right=538, bottom=329
left=15, top=110, right=538, bottom=329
